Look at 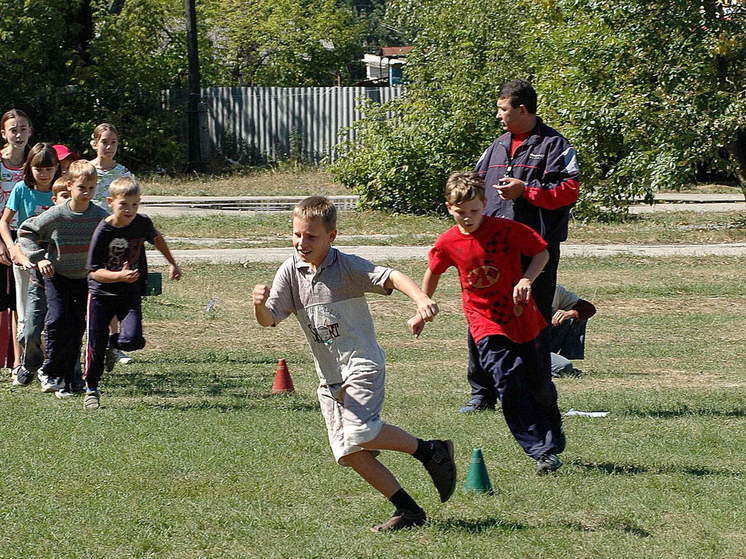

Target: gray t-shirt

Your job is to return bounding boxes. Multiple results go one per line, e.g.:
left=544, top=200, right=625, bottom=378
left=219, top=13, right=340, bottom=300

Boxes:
left=552, top=284, right=580, bottom=313
left=265, top=248, right=393, bottom=385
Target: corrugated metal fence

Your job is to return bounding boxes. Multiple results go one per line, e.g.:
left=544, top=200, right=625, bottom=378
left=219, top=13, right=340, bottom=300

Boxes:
left=169, top=87, right=405, bottom=164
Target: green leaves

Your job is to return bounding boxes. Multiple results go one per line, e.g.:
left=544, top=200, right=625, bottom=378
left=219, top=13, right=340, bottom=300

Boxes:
left=332, top=0, right=746, bottom=219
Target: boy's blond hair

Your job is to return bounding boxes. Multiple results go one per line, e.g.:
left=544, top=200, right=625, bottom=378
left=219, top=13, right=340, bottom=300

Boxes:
left=293, top=196, right=337, bottom=230
left=108, top=176, right=141, bottom=199
left=67, top=160, right=97, bottom=184
left=52, top=177, right=69, bottom=198
left=445, top=172, right=485, bottom=205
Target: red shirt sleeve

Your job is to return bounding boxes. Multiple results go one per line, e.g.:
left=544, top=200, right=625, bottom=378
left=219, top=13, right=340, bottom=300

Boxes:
left=509, top=220, right=548, bottom=256
left=428, top=242, right=454, bottom=275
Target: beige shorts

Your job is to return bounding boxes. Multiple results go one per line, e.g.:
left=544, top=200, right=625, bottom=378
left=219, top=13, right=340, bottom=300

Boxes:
left=317, top=369, right=385, bottom=465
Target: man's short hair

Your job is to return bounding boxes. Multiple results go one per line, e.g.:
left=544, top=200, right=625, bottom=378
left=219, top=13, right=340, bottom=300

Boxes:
left=109, top=176, right=141, bottom=199
left=66, top=160, right=97, bottom=184
left=445, top=172, right=485, bottom=204
left=293, top=196, right=337, bottom=230
left=499, top=79, right=537, bottom=114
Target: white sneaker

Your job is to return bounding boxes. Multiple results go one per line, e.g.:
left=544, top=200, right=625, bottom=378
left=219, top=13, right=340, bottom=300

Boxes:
left=55, top=389, right=75, bottom=400
left=115, top=349, right=133, bottom=364
left=40, top=375, right=64, bottom=393
left=84, top=390, right=101, bottom=410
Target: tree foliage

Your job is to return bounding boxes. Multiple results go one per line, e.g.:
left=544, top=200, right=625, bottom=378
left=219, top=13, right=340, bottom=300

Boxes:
left=201, top=0, right=365, bottom=86
left=331, top=0, right=746, bottom=217
left=0, top=0, right=189, bottom=171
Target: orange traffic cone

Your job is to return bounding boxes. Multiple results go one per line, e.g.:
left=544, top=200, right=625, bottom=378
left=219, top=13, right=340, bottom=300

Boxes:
left=271, top=359, right=295, bottom=394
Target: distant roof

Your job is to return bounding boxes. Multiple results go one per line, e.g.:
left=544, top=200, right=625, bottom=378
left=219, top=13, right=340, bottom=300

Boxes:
left=380, top=46, right=413, bottom=57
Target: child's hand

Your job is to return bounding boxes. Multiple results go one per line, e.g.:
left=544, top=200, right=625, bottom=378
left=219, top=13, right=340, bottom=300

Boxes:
left=407, top=315, right=426, bottom=338
left=169, top=263, right=182, bottom=281
left=37, top=259, right=55, bottom=278
left=0, top=244, right=11, bottom=267
left=118, top=261, right=140, bottom=283
left=416, top=297, right=439, bottom=323
left=513, top=278, right=532, bottom=304
left=552, top=309, right=577, bottom=326
left=252, top=284, right=270, bottom=306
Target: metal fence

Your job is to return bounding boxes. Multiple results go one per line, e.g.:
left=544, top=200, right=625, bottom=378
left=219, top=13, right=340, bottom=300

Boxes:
left=169, top=86, right=405, bottom=164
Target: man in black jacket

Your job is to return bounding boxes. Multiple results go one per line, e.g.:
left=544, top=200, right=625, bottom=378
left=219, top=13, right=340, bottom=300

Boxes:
left=461, top=79, right=580, bottom=414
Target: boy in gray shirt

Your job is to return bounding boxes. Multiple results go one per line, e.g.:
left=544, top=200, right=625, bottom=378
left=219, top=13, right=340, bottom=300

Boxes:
left=253, top=196, right=456, bottom=532
left=17, top=160, right=108, bottom=396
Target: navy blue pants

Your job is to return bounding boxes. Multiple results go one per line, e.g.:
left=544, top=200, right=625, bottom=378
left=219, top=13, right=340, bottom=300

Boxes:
left=475, top=334, right=565, bottom=459
left=85, top=292, right=145, bottom=390
left=465, top=242, right=560, bottom=406
left=42, top=275, right=87, bottom=382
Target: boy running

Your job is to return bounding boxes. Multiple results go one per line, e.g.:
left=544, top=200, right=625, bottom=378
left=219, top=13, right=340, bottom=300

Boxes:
left=85, top=177, right=181, bottom=409
left=410, top=172, right=566, bottom=474
left=252, top=196, right=456, bottom=532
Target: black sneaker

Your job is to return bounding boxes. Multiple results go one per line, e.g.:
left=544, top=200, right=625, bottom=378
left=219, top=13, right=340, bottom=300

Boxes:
left=535, top=454, right=562, bottom=475
left=458, top=399, right=496, bottom=414
left=422, top=440, right=457, bottom=503
left=371, top=509, right=427, bottom=532
left=11, top=366, right=34, bottom=386
left=104, top=347, right=117, bottom=372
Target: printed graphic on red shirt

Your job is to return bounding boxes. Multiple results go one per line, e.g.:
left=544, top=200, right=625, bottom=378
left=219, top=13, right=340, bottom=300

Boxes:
left=429, top=216, right=547, bottom=343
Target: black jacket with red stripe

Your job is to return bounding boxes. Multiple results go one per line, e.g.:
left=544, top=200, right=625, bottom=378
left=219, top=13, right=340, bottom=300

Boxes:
left=475, top=117, right=579, bottom=244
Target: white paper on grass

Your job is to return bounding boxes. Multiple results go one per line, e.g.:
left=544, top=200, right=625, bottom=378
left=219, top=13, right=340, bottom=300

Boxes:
left=564, top=408, right=610, bottom=418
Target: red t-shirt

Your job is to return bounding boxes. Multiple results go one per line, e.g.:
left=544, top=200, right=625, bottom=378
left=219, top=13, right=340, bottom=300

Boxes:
left=429, top=216, right=548, bottom=343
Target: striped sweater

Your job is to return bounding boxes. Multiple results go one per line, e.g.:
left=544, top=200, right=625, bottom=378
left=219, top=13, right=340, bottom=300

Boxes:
left=18, top=201, right=109, bottom=279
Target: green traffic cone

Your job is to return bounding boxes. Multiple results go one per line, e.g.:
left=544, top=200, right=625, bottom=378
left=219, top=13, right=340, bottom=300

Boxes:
left=463, top=448, right=494, bottom=494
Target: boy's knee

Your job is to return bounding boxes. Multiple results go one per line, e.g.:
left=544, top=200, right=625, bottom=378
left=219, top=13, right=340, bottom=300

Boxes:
left=340, top=449, right=377, bottom=468
left=109, top=332, right=146, bottom=351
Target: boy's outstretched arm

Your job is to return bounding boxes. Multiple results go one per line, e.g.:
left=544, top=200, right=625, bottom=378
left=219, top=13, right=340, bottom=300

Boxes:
left=407, top=268, right=442, bottom=337
left=153, top=234, right=182, bottom=280
left=252, top=284, right=275, bottom=327
left=384, top=270, right=439, bottom=323
left=514, top=249, right=549, bottom=303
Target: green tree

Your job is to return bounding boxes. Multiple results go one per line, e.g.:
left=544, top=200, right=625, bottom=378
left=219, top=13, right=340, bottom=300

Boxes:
left=0, top=0, right=191, bottom=171
left=332, top=0, right=746, bottom=216
left=332, top=0, right=526, bottom=213
left=527, top=0, right=746, bottom=213
left=202, top=0, right=365, bottom=86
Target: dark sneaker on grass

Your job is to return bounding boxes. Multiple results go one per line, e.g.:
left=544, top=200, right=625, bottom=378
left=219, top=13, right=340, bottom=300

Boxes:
left=422, top=440, right=456, bottom=502
left=12, top=366, right=34, bottom=386
left=458, top=399, right=496, bottom=414
left=371, top=509, right=427, bottom=533
left=104, top=347, right=117, bottom=372
left=84, top=390, right=101, bottom=410
left=535, top=454, right=562, bottom=475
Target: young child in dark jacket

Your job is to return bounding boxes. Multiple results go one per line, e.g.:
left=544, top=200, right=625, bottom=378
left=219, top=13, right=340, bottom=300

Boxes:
left=84, top=177, right=181, bottom=409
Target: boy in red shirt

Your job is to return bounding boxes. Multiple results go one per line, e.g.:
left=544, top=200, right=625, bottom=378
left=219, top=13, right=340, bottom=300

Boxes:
left=410, top=172, right=566, bottom=474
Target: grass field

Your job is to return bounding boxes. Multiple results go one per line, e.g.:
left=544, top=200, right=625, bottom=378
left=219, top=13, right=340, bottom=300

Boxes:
left=153, top=210, right=746, bottom=250
left=2, top=256, right=744, bottom=559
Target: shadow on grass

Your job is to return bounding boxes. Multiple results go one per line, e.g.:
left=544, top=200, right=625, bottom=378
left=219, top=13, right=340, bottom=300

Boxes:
left=623, top=407, right=746, bottom=418
left=434, top=517, right=651, bottom=537
left=559, top=520, right=651, bottom=538
left=105, top=369, right=319, bottom=413
left=433, top=517, right=529, bottom=533
left=571, top=459, right=742, bottom=477
left=140, top=396, right=319, bottom=413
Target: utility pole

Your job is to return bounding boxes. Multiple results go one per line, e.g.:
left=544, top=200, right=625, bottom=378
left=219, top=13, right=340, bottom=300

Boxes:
left=185, top=0, right=202, bottom=171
